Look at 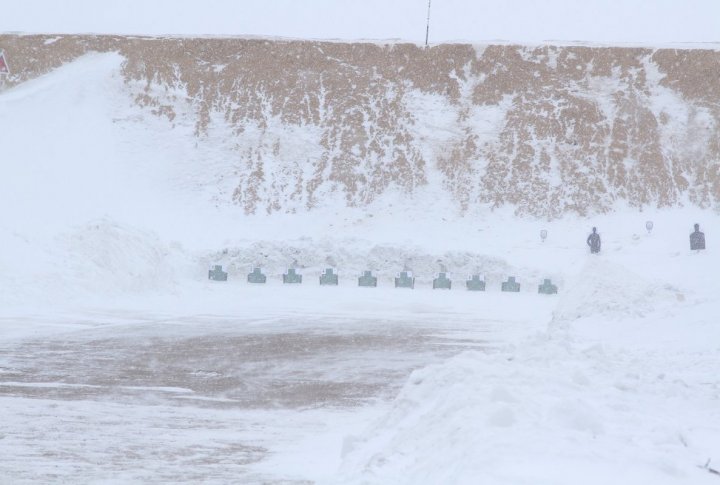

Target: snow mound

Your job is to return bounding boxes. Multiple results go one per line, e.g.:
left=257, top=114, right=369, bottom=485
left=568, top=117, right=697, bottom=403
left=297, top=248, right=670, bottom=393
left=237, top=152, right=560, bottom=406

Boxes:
left=207, top=239, right=514, bottom=284
left=0, top=219, right=187, bottom=309
left=334, top=342, right=718, bottom=484
left=551, top=257, right=685, bottom=323
left=55, top=219, right=183, bottom=296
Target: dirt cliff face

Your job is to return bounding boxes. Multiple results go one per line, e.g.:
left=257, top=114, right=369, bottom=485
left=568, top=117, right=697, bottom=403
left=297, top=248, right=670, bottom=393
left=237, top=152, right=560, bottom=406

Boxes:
left=2, top=34, right=719, bottom=217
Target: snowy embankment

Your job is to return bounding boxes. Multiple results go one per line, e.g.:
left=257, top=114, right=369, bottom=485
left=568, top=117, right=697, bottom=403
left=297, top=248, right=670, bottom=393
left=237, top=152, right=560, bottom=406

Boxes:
left=1, top=52, right=719, bottom=483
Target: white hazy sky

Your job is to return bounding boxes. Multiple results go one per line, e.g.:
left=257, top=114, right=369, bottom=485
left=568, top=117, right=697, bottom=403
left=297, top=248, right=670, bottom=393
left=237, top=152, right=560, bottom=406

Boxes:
left=1, top=0, right=718, bottom=44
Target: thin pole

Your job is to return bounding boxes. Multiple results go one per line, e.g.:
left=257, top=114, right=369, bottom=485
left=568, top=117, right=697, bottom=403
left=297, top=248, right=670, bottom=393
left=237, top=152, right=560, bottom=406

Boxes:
left=425, top=0, right=432, bottom=47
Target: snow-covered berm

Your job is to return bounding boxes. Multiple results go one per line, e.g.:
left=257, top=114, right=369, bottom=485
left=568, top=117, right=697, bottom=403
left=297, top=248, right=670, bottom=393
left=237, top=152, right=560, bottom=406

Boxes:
left=1, top=44, right=719, bottom=483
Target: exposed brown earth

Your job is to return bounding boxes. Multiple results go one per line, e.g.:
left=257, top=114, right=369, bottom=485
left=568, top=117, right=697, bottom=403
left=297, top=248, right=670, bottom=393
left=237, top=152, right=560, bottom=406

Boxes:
left=2, top=34, right=719, bottom=217
left=0, top=318, right=484, bottom=482
left=0, top=323, right=464, bottom=408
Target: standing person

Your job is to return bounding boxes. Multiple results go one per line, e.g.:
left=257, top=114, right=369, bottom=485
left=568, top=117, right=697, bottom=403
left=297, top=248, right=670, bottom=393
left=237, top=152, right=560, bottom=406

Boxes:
left=587, top=227, right=601, bottom=254
left=690, top=223, right=706, bottom=250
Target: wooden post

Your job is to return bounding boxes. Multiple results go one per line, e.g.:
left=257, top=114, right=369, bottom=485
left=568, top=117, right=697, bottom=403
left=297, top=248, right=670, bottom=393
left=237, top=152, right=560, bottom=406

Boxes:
left=425, top=0, right=432, bottom=47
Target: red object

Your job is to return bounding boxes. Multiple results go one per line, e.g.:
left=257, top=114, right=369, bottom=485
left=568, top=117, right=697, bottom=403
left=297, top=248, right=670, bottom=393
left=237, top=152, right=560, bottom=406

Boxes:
left=0, top=51, right=9, bottom=74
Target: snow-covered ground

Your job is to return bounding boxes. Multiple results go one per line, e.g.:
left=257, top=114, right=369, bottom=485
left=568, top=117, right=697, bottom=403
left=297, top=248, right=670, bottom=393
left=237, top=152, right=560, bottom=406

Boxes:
left=1, top=51, right=719, bottom=483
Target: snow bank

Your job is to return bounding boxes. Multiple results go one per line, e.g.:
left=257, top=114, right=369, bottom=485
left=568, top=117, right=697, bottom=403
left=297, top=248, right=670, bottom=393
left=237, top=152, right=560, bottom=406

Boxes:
left=0, top=219, right=186, bottom=309
left=207, top=239, right=515, bottom=285
left=552, top=257, right=685, bottom=323
left=56, top=218, right=183, bottom=295
left=335, top=339, right=720, bottom=484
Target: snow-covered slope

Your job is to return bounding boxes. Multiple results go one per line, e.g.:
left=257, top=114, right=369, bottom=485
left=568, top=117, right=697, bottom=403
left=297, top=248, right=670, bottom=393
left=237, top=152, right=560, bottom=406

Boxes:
left=0, top=51, right=193, bottom=307
left=2, top=34, right=720, bottom=218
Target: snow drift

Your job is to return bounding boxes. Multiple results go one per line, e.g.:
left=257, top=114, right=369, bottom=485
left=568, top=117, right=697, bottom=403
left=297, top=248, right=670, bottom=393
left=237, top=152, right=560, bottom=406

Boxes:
left=333, top=337, right=720, bottom=485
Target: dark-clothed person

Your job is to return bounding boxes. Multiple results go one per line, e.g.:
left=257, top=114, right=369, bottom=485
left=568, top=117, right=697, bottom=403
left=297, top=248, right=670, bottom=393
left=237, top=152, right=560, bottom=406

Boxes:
left=690, top=223, right=706, bottom=250
left=587, top=227, right=601, bottom=254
